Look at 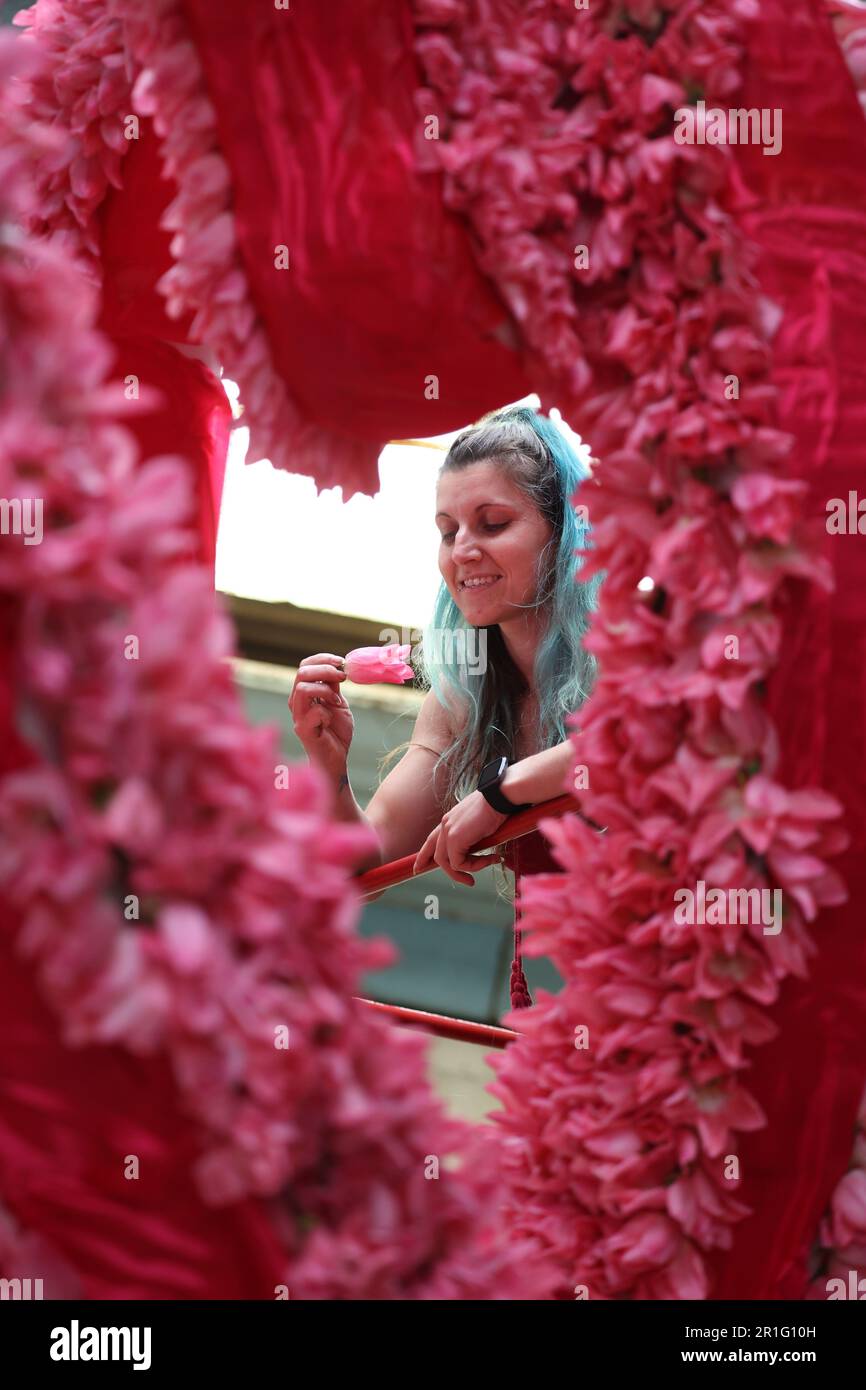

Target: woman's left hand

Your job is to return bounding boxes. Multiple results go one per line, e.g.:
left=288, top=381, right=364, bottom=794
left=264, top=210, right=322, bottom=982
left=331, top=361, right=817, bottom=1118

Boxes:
left=412, top=791, right=509, bottom=885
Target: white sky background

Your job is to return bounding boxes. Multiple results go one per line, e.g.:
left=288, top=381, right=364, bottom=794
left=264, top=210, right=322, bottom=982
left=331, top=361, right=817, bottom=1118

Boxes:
left=215, top=388, right=592, bottom=632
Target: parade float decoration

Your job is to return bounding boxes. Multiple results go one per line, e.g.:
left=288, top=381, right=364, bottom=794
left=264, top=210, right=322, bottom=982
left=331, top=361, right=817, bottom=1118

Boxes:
left=1, top=0, right=864, bottom=1299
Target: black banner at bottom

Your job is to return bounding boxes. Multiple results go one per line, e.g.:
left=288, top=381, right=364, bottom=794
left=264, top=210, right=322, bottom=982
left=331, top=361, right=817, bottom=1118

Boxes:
left=0, top=1295, right=862, bottom=1376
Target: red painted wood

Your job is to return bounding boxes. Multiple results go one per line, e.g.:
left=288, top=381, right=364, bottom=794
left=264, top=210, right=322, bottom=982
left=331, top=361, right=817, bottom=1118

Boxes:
left=355, top=793, right=578, bottom=897
left=356, top=998, right=518, bottom=1048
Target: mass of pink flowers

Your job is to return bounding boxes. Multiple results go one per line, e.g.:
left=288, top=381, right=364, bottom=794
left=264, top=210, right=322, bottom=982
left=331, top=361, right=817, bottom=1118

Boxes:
left=413, top=0, right=850, bottom=1298
left=0, top=31, right=552, bottom=1300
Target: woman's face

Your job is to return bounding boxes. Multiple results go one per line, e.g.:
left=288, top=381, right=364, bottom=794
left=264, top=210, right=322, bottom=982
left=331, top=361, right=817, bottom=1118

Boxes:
left=435, top=460, right=553, bottom=625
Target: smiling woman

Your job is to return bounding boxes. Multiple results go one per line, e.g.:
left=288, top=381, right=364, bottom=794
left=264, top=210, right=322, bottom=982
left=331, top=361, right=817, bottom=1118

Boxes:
left=288, top=406, right=600, bottom=939
left=434, top=466, right=553, bottom=693
left=418, top=406, right=600, bottom=814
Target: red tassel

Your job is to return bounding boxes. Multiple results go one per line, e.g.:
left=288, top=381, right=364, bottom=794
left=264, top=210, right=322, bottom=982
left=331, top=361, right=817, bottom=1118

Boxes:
left=510, top=926, right=532, bottom=1010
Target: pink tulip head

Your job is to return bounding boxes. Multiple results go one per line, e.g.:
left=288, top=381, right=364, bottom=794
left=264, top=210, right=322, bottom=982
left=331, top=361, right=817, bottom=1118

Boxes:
left=343, top=644, right=414, bottom=685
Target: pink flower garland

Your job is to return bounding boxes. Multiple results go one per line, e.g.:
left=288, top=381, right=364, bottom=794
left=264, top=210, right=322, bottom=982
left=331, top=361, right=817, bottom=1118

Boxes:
left=412, top=0, right=849, bottom=1298
left=0, top=33, right=553, bottom=1300
left=12, top=0, right=131, bottom=273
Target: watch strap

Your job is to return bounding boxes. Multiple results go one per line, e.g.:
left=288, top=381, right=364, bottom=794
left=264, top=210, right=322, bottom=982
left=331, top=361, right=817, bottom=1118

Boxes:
left=478, top=757, right=532, bottom=816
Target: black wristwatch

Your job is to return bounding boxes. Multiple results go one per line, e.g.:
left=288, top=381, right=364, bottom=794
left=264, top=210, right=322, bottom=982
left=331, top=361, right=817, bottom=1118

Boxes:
left=476, top=755, right=533, bottom=816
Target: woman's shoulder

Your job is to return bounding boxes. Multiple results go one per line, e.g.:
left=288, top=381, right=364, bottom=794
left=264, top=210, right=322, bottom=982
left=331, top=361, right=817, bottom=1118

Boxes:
left=411, top=686, right=463, bottom=753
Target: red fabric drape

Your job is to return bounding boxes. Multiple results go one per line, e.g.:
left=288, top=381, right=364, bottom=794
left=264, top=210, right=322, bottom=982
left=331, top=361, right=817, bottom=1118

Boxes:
left=97, top=117, right=229, bottom=570
left=0, top=912, right=288, bottom=1298
left=178, top=0, right=532, bottom=449
left=704, top=0, right=866, bottom=1299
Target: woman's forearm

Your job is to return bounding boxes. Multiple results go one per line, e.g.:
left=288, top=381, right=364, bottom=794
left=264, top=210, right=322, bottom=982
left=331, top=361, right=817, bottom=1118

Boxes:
left=500, top=739, right=576, bottom=807
left=333, top=770, right=384, bottom=874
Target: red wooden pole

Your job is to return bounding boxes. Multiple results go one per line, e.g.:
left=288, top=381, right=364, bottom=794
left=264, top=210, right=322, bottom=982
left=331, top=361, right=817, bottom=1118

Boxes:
left=355, top=792, right=578, bottom=897
left=356, top=998, right=517, bottom=1048
left=354, top=793, right=584, bottom=1048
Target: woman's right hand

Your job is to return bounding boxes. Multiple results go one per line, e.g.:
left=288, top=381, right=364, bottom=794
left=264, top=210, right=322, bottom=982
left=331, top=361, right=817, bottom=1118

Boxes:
left=289, top=653, right=355, bottom=779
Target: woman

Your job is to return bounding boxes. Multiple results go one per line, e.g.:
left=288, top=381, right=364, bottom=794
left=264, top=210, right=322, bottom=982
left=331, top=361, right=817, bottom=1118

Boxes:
left=289, top=406, right=601, bottom=999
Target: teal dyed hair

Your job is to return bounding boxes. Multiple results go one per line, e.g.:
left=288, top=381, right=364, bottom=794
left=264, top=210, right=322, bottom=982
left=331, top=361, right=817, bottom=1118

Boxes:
left=417, top=405, right=601, bottom=811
